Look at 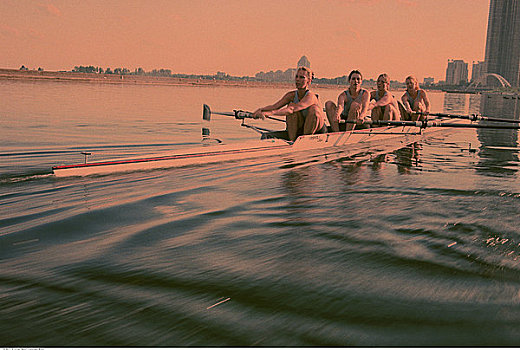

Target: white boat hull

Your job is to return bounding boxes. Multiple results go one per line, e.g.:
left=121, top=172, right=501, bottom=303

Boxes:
left=52, top=124, right=443, bottom=177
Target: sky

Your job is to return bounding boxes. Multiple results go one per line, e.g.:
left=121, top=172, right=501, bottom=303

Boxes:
left=0, top=0, right=490, bottom=82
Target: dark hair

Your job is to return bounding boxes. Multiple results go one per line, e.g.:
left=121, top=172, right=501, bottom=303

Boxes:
left=297, top=66, right=314, bottom=80
left=378, top=73, right=390, bottom=83
left=348, top=70, right=363, bottom=80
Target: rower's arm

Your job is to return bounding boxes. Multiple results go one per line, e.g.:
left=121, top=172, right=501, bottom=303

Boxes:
left=268, top=92, right=318, bottom=116
left=280, top=92, right=317, bottom=114
left=371, top=92, right=393, bottom=108
left=401, top=93, right=413, bottom=113
left=252, top=92, right=292, bottom=118
left=359, top=90, right=370, bottom=119
left=334, top=93, right=346, bottom=120
left=421, top=91, right=431, bottom=113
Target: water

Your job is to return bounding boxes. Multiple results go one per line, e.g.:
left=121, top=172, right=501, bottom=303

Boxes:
left=1, top=80, right=520, bottom=346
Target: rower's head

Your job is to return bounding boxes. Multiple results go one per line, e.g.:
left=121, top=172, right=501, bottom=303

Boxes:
left=405, top=76, right=419, bottom=91
left=295, top=66, right=313, bottom=89
left=377, top=73, right=390, bottom=91
left=348, top=70, right=363, bottom=88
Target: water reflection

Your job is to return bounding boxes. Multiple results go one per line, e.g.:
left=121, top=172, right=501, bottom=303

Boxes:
left=480, top=93, right=520, bottom=120
left=477, top=93, right=520, bottom=176
left=369, top=143, right=421, bottom=174
left=441, top=92, right=481, bottom=115
left=394, top=143, right=421, bottom=174
left=442, top=92, right=520, bottom=177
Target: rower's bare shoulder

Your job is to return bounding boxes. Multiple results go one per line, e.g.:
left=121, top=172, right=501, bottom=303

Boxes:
left=281, top=90, right=296, bottom=101
left=307, top=89, right=320, bottom=101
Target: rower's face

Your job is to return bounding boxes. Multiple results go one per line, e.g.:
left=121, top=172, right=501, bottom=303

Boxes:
left=406, top=79, right=416, bottom=90
left=377, top=77, right=389, bottom=91
left=349, top=73, right=362, bottom=88
left=295, top=70, right=311, bottom=89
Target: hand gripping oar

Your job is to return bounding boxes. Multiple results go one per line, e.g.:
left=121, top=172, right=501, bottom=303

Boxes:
left=203, top=104, right=286, bottom=123
left=353, top=119, right=520, bottom=130
left=426, top=112, right=520, bottom=124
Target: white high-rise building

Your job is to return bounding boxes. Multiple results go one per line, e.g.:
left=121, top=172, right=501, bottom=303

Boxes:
left=297, top=56, right=311, bottom=69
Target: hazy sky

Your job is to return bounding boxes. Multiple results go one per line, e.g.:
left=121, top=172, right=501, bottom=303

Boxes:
left=0, top=0, right=490, bottom=81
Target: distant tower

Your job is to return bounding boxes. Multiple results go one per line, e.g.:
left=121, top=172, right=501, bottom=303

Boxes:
left=445, top=59, right=468, bottom=85
left=297, top=56, right=311, bottom=69
left=471, top=61, right=486, bottom=82
left=484, top=0, right=520, bottom=87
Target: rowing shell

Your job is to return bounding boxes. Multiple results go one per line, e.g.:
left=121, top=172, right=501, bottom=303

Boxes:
left=52, top=124, right=447, bottom=177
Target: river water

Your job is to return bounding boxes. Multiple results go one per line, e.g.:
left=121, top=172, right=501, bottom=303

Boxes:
left=1, top=80, right=519, bottom=346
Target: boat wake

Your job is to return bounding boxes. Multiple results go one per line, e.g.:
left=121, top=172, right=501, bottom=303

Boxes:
left=0, top=171, right=54, bottom=184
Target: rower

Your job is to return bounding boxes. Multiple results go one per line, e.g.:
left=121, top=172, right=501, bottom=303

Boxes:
left=325, top=70, right=370, bottom=132
left=401, top=75, right=430, bottom=121
left=252, top=66, right=327, bottom=142
left=369, top=73, right=401, bottom=122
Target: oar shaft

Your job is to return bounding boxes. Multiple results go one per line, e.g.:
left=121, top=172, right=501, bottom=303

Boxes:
left=266, top=116, right=286, bottom=123
left=433, top=123, right=520, bottom=129
left=429, top=112, right=520, bottom=124
left=356, top=119, right=520, bottom=129
left=212, top=110, right=235, bottom=117
left=203, top=104, right=286, bottom=123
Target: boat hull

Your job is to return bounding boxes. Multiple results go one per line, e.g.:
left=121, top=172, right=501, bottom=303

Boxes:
left=51, top=124, right=444, bottom=177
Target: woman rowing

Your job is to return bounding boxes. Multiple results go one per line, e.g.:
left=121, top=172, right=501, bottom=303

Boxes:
left=369, top=73, right=400, bottom=122
left=401, top=75, right=430, bottom=121
left=325, top=70, right=370, bottom=132
left=252, top=66, right=327, bottom=142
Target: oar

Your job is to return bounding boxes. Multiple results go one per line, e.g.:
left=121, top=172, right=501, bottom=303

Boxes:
left=351, top=119, right=520, bottom=130
left=203, top=104, right=234, bottom=121
left=427, top=112, right=520, bottom=124
left=203, top=104, right=286, bottom=123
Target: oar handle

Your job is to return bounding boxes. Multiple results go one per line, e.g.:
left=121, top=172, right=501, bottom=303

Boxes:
left=234, top=110, right=254, bottom=119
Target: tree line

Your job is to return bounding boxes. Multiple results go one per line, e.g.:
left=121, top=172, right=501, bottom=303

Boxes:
left=72, top=66, right=174, bottom=76
left=70, top=65, right=406, bottom=87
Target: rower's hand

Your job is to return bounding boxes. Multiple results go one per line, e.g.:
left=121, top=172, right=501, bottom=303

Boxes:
left=252, top=110, right=266, bottom=120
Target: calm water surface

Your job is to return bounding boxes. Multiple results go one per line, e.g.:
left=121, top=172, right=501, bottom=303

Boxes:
left=1, top=80, right=519, bottom=346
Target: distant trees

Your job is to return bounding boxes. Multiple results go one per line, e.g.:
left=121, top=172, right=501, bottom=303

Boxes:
left=73, top=65, right=104, bottom=73
left=113, top=67, right=130, bottom=75
left=72, top=65, right=172, bottom=77
left=18, top=65, right=44, bottom=72
left=67, top=64, right=350, bottom=86
left=149, top=68, right=172, bottom=77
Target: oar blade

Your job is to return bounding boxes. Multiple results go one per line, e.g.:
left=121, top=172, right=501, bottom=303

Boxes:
left=203, top=104, right=211, bottom=121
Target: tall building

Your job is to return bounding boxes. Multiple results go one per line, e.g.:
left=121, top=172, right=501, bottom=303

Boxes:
left=484, top=0, right=520, bottom=87
left=445, top=59, right=468, bottom=85
left=297, top=56, right=311, bottom=69
left=471, top=61, right=486, bottom=82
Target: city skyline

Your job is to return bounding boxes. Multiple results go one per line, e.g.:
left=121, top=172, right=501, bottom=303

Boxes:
left=0, top=0, right=489, bottom=82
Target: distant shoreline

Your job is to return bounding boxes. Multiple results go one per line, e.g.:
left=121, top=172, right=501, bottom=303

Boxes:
left=0, top=68, right=348, bottom=90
